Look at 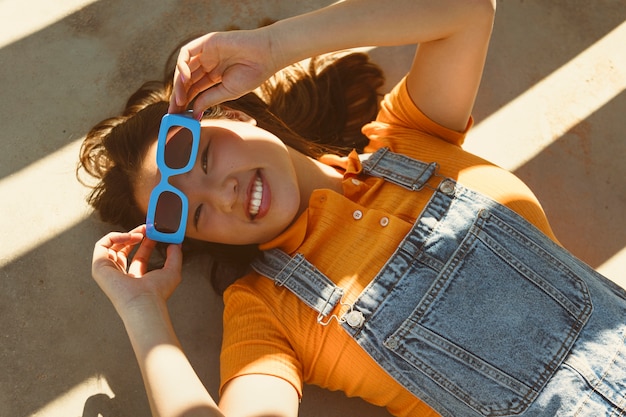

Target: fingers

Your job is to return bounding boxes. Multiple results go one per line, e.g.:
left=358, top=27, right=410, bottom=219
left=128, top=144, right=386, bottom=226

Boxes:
left=92, top=226, right=146, bottom=270
left=163, top=243, right=183, bottom=274
left=170, top=29, right=276, bottom=114
left=99, top=225, right=145, bottom=246
left=94, top=229, right=142, bottom=259
left=168, top=72, right=187, bottom=114
left=127, top=236, right=158, bottom=278
left=169, top=70, right=215, bottom=114
left=169, top=48, right=194, bottom=113
left=170, top=34, right=217, bottom=113
left=92, top=226, right=182, bottom=281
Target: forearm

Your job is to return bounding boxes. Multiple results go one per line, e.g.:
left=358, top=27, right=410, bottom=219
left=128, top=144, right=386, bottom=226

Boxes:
left=120, top=300, right=223, bottom=417
left=268, top=0, right=495, bottom=68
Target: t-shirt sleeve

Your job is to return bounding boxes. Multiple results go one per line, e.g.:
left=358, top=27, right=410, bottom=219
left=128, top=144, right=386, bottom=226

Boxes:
left=220, top=279, right=304, bottom=398
left=363, top=77, right=473, bottom=152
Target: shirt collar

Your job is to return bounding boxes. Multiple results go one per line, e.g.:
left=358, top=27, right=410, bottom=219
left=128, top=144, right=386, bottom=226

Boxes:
left=259, top=151, right=363, bottom=253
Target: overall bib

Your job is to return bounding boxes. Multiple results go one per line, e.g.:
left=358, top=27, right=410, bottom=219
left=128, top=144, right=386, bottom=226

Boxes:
left=251, top=148, right=626, bottom=417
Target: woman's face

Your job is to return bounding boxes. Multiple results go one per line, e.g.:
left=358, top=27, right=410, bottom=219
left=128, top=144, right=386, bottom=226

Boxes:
left=135, top=118, right=301, bottom=245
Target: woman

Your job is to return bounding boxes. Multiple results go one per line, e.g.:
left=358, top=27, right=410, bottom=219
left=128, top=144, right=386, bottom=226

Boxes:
left=82, top=1, right=626, bottom=416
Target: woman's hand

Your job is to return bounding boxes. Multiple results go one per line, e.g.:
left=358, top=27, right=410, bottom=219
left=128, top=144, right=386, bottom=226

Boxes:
left=93, top=227, right=226, bottom=416
left=91, top=225, right=183, bottom=316
left=168, top=0, right=494, bottom=132
left=168, top=29, right=280, bottom=117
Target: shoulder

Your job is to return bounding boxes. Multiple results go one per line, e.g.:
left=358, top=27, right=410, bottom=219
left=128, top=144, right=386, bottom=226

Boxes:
left=221, top=272, right=306, bottom=397
left=363, top=77, right=472, bottom=153
left=223, top=272, right=275, bottom=313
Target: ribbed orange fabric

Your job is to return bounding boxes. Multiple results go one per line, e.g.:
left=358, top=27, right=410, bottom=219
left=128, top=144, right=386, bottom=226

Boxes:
left=220, top=78, right=557, bottom=417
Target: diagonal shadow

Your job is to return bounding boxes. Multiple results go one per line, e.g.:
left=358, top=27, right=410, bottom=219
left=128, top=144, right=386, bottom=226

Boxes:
left=0, top=0, right=337, bottom=182
left=1, top=1, right=624, bottom=417
left=473, top=0, right=626, bottom=121
left=0, top=215, right=223, bottom=417
left=514, top=91, right=626, bottom=269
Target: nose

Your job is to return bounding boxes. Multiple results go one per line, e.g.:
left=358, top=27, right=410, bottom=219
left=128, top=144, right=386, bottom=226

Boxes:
left=171, top=172, right=237, bottom=213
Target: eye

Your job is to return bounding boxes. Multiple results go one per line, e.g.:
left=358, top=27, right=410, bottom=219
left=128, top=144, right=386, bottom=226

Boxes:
left=194, top=204, right=202, bottom=230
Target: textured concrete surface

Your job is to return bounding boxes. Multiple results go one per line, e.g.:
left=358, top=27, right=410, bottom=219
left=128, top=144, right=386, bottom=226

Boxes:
left=0, top=1, right=624, bottom=416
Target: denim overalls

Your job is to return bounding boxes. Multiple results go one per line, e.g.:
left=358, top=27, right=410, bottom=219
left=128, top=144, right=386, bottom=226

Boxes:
left=251, top=148, right=626, bottom=417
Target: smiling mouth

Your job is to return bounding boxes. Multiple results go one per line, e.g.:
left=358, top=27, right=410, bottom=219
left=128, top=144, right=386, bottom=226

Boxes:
left=248, top=172, right=264, bottom=219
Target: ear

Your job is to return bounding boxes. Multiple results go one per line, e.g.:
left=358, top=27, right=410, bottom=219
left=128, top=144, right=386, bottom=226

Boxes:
left=222, top=108, right=257, bottom=125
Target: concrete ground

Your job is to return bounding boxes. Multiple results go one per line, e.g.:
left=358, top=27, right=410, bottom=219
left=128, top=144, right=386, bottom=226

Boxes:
left=1, top=1, right=624, bottom=416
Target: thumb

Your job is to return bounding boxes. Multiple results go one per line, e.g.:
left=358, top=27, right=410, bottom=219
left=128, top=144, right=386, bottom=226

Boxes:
left=163, top=244, right=183, bottom=274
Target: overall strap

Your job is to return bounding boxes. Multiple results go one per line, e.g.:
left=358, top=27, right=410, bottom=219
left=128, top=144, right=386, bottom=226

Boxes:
left=250, top=250, right=344, bottom=319
left=361, top=147, right=439, bottom=191
left=251, top=148, right=438, bottom=320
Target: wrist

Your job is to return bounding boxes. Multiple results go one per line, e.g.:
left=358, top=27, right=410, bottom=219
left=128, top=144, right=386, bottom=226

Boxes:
left=118, top=296, right=181, bottom=354
left=266, top=2, right=380, bottom=68
left=267, top=13, right=329, bottom=68
left=116, top=294, right=169, bottom=327
left=262, top=22, right=294, bottom=73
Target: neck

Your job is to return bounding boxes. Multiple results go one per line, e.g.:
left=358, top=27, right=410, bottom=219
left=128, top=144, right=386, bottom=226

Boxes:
left=288, top=147, right=343, bottom=216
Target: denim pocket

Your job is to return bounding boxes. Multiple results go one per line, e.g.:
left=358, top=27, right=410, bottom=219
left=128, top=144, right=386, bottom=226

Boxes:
left=384, top=209, right=593, bottom=416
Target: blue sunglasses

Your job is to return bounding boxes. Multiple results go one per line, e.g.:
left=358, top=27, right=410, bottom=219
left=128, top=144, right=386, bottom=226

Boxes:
left=146, top=113, right=201, bottom=244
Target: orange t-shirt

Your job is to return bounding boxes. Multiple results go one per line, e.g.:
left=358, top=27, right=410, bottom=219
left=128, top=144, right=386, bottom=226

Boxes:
left=220, top=78, right=557, bottom=417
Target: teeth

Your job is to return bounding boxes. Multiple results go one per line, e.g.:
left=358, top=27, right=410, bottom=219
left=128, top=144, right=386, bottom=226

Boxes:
left=249, top=175, right=263, bottom=216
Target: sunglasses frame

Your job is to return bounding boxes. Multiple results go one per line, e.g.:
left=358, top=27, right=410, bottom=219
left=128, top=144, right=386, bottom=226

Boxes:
left=146, top=113, right=201, bottom=244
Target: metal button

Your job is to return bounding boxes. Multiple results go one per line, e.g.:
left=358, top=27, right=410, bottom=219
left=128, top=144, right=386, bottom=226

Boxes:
left=344, top=310, right=365, bottom=329
left=379, top=217, right=389, bottom=227
left=385, top=337, right=399, bottom=349
left=353, top=210, right=363, bottom=220
left=439, top=179, right=456, bottom=195
left=351, top=178, right=361, bottom=186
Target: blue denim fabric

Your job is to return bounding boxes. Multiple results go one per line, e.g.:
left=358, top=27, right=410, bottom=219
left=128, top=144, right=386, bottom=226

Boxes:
left=251, top=148, right=626, bottom=417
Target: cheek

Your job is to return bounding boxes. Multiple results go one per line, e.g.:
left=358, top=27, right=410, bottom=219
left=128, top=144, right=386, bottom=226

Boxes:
left=211, top=137, right=247, bottom=166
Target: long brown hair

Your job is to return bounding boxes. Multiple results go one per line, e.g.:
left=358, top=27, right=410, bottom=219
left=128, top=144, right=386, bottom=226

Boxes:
left=78, top=51, right=384, bottom=293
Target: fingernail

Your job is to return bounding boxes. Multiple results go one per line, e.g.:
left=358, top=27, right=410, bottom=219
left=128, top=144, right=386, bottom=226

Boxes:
left=195, top=111, right=203, bottom=121
left=180, top=73, right=186, bottom=84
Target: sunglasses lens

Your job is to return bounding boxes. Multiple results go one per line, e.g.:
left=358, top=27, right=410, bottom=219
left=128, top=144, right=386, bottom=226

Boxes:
left=153, top=191, right=183, bottom=233
left=164, top=127, right=194, bottom=169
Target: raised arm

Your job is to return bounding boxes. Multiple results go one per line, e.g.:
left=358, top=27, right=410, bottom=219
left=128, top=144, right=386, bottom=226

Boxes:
left=170, top=0, right=495, bottom=132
